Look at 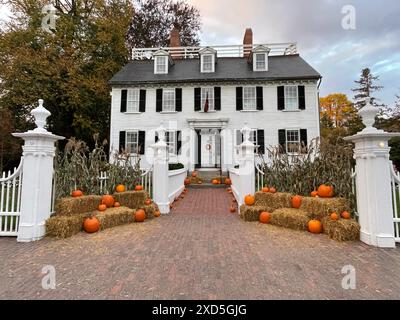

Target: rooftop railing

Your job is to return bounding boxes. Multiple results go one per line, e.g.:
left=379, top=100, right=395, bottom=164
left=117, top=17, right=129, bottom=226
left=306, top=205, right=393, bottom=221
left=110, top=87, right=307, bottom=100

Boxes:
left=131, top=43, right=297, bottom=60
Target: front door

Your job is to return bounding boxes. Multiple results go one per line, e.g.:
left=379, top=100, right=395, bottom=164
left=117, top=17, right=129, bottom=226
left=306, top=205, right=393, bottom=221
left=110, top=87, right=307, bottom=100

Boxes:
left=200, top=131, right=216, bottom=168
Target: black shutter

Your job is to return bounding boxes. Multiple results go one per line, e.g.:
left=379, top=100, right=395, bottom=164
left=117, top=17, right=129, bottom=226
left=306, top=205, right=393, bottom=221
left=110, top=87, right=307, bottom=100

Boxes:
left=138, top=131, right=145, bottom=155
left=120, top=90, right=127, bottom=112
left=139, top=90, right=146, bottom=112
left=236, top=130, right=243, bottom=145
left=119, top=131, right=126, bottom=152
left=194, top=88, right=201, bottom=111
left=156, top=89, right=163, bottom=112
left=155, top=132, right=159, bottom=143
left=298, top=85, right=306, bottom=110
left=278, top=129, right=286, bottom=153
left=256, top=87, right=263, bottom=110
left=236, top=87, right=243, bottom=111
left=177, top=131, right=182, bottom=155
left=300, top=129, right=308, bottom=152
left=214, top=87, right=221, bottom=110
left=277, top=86, right=285, bottom=110
left=175, top=88, right=182, bottom=112
left=257, top=129, right=265, bottom=154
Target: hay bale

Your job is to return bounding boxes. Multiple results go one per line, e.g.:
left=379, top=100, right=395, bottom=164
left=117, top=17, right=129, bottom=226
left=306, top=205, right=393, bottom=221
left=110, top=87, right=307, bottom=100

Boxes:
left=113, top=191, right=148, bottom=209
left=322, top=217, right=360, bottom=242
left=55, top=195, right=102, bottom=216
left=300, top=197, right=350, bottom=220
left=46, top=213, right=89, bottom=238
left=141, top=203, right=159, bottom=219
left=270, top=208, right=312, bottom=231
left=239, top=205, right=265, bottom=221
left=97, top=206, right=135, bottom=230
left=254, top=192, right=292, bottom=211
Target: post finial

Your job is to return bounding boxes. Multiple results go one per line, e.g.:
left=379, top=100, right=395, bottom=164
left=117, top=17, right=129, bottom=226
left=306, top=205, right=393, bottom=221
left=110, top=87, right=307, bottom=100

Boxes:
left=359, top=96, right=378, bottom=131
left=241, top=122, right=252, bottom=142
left=31, top=99, right=51, bottom=133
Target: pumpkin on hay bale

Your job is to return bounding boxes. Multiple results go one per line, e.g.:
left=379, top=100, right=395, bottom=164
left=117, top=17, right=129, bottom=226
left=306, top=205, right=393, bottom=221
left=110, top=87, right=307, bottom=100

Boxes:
left=322, top=216, right=360, bottom=242
left=270, top=208, right=312, bottom=231
left=55, top=195, right=102, bottom=216
left=300, top=196, right=350, bottom=220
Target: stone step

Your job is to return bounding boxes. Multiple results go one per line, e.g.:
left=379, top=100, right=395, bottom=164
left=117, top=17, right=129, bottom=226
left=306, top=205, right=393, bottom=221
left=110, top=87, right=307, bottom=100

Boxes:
left=187, top=183, right=229, bottom=189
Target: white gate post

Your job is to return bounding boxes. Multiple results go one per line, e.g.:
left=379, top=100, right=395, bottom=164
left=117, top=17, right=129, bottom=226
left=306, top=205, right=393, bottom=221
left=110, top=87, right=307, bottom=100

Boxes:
left=151, top=123, right=170, bottom=214
left=238, top=123, right=256, bottom=206
left=345, top=98, right=400, bottom=248
left=12, top=100, right=64, bottom=242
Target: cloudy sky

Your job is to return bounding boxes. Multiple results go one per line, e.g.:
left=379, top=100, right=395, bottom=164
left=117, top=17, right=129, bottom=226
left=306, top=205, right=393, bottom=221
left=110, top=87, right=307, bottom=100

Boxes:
left=1, top=1, right=399, bottom=105
left=187, top=0, right=400, bottom=106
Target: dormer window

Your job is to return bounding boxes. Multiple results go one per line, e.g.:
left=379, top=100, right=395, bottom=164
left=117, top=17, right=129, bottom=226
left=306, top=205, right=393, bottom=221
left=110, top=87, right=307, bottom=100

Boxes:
left=199, top=47, right=216, bottom=73
left=251, top=45, right=270, bottom=72
left=153, top=50, right=170, bottom=74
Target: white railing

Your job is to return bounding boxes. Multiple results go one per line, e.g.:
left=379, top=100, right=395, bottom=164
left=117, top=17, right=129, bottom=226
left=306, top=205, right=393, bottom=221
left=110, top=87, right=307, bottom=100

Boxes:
left=390, top=164, right=400, bottom=243
left=228, top=167, right=241, bottom=205
left=351, top=169, right=359, bottom=222
left=255, top=163, right=265, bottom=192
left=0, top=159, right=23, bottom=236
left=168, top=168, right=186, bottom=204
left=132, top=43, right=298, bottom=60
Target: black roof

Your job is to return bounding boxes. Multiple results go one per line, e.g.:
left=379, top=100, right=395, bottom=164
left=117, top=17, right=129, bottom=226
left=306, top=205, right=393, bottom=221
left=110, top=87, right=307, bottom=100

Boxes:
left=109, top=54, right=321, bottom=85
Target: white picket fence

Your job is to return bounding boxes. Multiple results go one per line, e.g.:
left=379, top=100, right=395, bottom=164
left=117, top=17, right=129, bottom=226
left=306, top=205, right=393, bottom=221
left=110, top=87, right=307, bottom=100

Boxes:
left=390, top=164, right=400, bottom=243
left=0, top=159, right=23, bottom=236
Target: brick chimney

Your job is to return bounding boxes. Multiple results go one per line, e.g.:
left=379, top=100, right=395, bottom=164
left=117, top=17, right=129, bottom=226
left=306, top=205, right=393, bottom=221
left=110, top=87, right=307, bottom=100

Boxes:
left=169, top=26, right=181, bottom=47
left=243, top=28, right=253, bottom=58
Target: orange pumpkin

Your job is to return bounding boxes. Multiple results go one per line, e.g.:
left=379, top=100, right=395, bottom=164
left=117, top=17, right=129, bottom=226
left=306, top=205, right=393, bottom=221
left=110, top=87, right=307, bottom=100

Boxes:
left=269, top=187, right=277, bottom=194
left=212, top=179, right=219, bottom=185
left=261, top=187, right=269, bottom=193
left=225, top=178, right=232, bottom=185
left=229, top=206, right=236, bottom=213
left=144, top=198, right=152, bottom=205
left=98, top=204, right=107, bottom=212
left=308, top=220, right=323, bottom=234
left=198, top=180, right=203, bottom=184
left=244, top=194, right=255, bottom=206
left=228, top=190, right=233, bottom=194
left=259, top=211, right=271, bottom=224
left=101, top=195, right=115, bottom=208
left=114, top=202, right=121, bottom=208
left=135, top=209, right=146, bottom=222
left=135, top=185, right=143, bottom=191
left=184, top=178, right=190, bottom=185
left=191, top=171, right=198, bottom=178
left=310, top=191, right=318, bottom=197
left=154, top=211, right=161, bottom=217
left=115, top=185, right=125, bottom=193
left=330, top=212, right=339, bottom=221
left=341, top=211, right=351, bottom=219
left=317, top=184, right=334, bottom=198
left=83, top=217, right=100, bottom=233
left=291, top=195, right=302, bottom=209
left=71, top=190, right=83, bottom=197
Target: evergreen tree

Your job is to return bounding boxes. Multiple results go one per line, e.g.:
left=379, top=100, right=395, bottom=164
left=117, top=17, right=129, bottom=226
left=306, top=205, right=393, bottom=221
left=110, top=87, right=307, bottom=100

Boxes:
left=352, top=68, right=384, bottom=110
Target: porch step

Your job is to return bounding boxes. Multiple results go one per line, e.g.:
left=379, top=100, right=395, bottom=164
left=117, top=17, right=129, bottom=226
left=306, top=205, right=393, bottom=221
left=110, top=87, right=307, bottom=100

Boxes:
left=187, top=183, right=228, bottom=189
left=190, top=170, right=227, bottom=183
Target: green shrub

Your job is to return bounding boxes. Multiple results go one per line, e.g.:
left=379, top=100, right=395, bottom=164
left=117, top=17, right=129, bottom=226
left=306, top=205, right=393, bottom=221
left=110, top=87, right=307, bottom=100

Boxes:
left=169, top=163, right=184, bottom=171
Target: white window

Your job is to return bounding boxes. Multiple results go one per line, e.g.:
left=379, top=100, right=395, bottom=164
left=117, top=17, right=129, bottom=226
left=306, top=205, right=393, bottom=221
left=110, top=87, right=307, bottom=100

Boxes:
left=126, top=131, right=139, bottom=154
left=286, top=129, right=300, bottom=153
left=165, top=131, right=176, bottom=154
left=249, top=129, right=257, bottom=145
left=163, top=89, right=175, bottom=111
left=201, top=87, right=214, bottom=111
left=243, top=87, right=256, bottom=110
left=155, top=56, right=167, bottom=74
left=255, top=53, right=266, bottom=70
left=127, top=89, right=139, bottom=112
left=201, top=54, right=214, bottom=73
left=285, top=86, right=298, bottom=111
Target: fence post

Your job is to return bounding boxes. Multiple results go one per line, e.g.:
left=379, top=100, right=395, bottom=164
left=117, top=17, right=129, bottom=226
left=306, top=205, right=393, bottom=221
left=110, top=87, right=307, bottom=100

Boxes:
left=12, top=100, right=64, bottom=242
left=151, top=123, right=170, bottom=214
left=237, top=123, right=256, bottom=206
left=344, top=98, right=400, bottom=248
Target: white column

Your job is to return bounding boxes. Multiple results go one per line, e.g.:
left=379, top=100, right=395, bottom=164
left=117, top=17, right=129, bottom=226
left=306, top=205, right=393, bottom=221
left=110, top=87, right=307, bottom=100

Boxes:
left=345, top=98, right=400, bottom=248
left=12, top=100, right=64, bottom=242
left=237, top=123, right=256, bottom=206
left=151, top=123, right=170, bottom=214
left=189, top=127, right=196, bottom=172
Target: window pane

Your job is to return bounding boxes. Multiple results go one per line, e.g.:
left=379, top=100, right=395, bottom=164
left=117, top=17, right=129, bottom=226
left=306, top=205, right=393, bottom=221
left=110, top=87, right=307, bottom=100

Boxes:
left=285, top=86, right=298, bottom=111
left=286, top=130, right=300, bottom=153
left=163, top=89, right=175, bottom=111
left=165, top=131, right=176, bottom=154
left=202, top=55, right=213, bottom=72
left=243, top=87, right=256, bottom=110
left=156, top=56, right=167, bottom=73
left=256, top=54, right=266, bottom=70
left=126, top=132, right=138, bottom=153
left=201, top=87, right=214, bottom=111
left=127, top=89, right=139, bottom=112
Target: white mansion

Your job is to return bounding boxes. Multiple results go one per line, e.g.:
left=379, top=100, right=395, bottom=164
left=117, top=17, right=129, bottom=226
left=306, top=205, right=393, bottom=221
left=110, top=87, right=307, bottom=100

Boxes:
left=109, top=28, right=321, bottom=173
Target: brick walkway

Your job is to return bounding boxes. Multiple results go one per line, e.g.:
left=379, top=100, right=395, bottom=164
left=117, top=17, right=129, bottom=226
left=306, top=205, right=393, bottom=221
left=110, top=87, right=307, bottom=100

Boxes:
left=1, top=188, right=400, bottom=300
